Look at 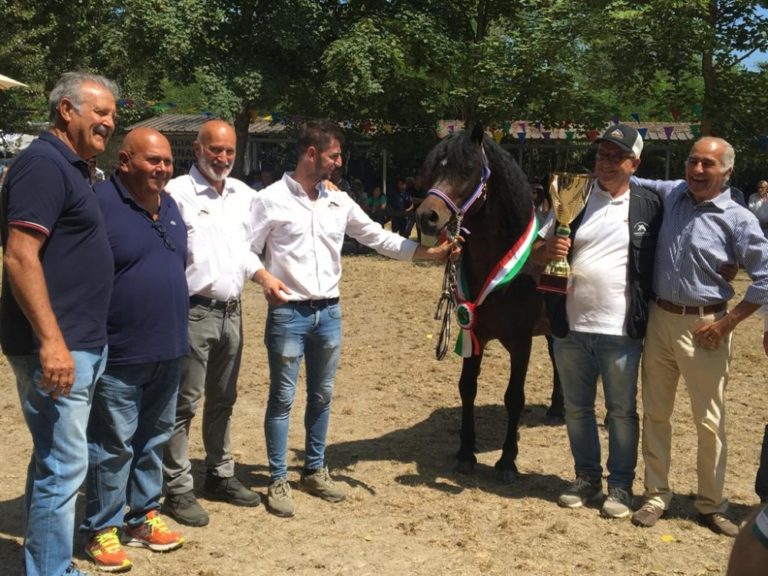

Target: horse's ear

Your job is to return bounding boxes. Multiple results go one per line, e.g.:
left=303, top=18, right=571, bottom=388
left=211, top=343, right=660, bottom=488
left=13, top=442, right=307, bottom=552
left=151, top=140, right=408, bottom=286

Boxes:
left=471, top=122, right=484, bottom=145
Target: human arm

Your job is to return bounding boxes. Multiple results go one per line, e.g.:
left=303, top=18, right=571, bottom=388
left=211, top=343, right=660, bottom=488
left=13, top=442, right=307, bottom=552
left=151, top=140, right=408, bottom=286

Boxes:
left=726, top=504, right=768, bottom=576
left=252, top=268, right=292, bottom=305
left=3, top=226, right=74, bottom=396
left=764, top=329, right=767, bottom=356
left=692, top=300, right=760, bottom=350
left=412, top=237, right=462, bottom=261
left=631, top=176, right=682, bottom=200
left=764, top=313, right=768, bottom=356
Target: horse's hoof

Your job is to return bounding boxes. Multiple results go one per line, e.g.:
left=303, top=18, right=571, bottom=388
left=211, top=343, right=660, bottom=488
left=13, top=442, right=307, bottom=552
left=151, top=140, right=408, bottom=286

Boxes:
left=494, top=462, right=519, bottom=483
left=455, top=460, right=476, bottom=474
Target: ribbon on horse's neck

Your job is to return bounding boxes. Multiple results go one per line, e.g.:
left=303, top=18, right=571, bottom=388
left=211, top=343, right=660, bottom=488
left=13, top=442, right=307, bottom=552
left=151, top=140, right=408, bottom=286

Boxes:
left=430, top=146, right=490, bottom=361
left=427, top=147, right=491, bottom=230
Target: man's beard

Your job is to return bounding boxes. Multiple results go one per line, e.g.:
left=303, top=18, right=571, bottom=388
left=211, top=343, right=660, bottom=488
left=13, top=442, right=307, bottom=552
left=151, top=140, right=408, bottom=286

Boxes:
left=199, top=155, right=232, bottom=182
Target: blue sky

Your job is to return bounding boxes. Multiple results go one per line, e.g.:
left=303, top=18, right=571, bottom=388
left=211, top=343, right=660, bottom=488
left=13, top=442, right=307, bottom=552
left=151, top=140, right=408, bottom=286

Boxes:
left=743, top=50, right=766, bottom=69
left=743, top=6, right=768, bottom=69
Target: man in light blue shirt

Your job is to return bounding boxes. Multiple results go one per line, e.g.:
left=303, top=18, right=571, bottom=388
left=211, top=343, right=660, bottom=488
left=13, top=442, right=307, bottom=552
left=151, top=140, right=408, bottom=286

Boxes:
left=630, top=137, right=768, bottom=537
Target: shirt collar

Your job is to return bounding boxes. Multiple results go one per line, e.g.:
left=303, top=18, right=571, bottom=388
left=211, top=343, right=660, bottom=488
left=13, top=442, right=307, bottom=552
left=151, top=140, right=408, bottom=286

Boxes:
left=684, top=185, right=731, bottom=211
left=593, top=180, right=629, bottom=203
left=109, top=170, right=169, bottom=217
left=39, top=131, right=90, bottom=175
left=188, top=164, right=236, bottom=197
left=283, top=171, right=327, bottom=200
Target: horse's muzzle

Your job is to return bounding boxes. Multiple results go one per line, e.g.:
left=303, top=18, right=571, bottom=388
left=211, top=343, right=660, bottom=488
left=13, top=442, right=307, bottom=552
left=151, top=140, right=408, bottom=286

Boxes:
left=416, top=207, right=443, bottom=236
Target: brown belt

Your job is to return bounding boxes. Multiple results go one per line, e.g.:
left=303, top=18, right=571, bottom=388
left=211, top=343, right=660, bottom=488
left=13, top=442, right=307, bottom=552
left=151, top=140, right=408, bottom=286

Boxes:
left=654, top=297, right=727, bottom=316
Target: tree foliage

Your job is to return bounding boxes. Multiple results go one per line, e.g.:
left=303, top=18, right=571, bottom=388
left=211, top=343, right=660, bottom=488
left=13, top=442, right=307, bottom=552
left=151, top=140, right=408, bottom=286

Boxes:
left=0, top=0, right=766, bottom=172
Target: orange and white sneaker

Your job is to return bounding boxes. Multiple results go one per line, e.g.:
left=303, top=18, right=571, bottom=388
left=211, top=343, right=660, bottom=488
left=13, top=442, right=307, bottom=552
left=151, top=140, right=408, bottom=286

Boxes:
left=85, top=527, right=133, bottom=572
left=123, top=510, right=184, bottom=552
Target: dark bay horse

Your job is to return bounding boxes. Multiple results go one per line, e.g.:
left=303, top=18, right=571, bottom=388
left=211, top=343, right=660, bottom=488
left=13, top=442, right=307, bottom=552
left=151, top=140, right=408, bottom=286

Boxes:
left=416, top=124, right=542, bottom=481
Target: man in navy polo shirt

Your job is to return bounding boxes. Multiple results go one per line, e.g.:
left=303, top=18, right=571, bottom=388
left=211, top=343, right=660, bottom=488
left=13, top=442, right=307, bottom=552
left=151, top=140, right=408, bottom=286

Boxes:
left=80, top=128, right=188, bottom=573
left=0, top=72, right=118, bottom=576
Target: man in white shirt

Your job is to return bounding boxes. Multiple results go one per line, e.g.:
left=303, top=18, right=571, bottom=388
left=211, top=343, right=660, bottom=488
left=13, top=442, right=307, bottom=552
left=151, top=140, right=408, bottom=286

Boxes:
left=748, top=180, right=768, bottom=232
left=251, top=120, right=454, bottom=518
left=531, top=124, right=662, bottom=520
left=162, top=120, right=261, bottom=527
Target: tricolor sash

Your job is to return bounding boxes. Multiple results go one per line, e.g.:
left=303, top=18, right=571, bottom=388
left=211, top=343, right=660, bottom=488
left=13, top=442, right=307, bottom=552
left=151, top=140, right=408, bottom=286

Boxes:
left=454, top=208, right=539, bottom=357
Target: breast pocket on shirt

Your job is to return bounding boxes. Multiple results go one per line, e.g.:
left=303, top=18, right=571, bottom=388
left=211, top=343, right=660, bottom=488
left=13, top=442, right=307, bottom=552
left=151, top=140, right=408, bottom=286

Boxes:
left=319, top=211, right=347, bottom=243
left=182, top=211, right=208, bottom=263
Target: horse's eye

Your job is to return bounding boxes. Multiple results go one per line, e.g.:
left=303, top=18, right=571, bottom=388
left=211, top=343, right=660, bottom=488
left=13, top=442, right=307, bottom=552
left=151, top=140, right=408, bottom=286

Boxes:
left=440, top=158, right=448, bottom=167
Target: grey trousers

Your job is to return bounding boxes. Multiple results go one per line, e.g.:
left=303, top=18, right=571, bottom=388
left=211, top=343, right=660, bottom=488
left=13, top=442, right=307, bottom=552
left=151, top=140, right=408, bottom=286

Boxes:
left=163, top=301, right=243, bottom=496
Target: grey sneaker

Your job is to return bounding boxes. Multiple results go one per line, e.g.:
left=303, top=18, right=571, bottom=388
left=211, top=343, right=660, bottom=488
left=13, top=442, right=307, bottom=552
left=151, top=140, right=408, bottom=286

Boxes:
left=601, top=487, right=633, bottom=519
left=300, top=467, right=346, bottom=502
left=266, top=478, right=295, bottom=518
left=558, top=475, right=603, bottom=508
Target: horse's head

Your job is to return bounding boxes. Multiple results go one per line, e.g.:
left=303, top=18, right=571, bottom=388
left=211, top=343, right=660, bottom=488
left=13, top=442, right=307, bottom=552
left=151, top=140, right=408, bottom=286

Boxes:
left=417, top=123, right=489, bottom=237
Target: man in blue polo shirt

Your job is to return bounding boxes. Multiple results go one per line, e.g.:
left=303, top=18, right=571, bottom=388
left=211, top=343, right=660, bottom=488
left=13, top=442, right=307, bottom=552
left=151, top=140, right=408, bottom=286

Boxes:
left=0, top=72, right=118, bottom=576
left=80, top=128, right=188, bottom=573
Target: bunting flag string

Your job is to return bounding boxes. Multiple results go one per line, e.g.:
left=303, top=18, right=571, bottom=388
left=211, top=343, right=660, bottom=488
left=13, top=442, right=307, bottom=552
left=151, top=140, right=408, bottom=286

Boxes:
left=113, top=99, right=764, bottom=147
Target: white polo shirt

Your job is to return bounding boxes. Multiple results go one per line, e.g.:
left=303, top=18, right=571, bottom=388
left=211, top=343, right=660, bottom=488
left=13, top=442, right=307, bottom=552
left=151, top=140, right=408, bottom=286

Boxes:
left=539, top=181, right=630, bottom=335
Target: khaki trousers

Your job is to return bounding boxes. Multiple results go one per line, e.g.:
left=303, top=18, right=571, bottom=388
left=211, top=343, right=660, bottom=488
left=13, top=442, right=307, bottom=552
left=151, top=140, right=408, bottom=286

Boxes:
left=640, top=301, right=731, bottom=515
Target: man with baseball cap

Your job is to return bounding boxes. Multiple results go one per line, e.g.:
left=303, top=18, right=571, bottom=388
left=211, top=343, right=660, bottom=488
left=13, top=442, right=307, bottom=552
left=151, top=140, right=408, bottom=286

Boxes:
left=531, top=123, right=663, bottom=519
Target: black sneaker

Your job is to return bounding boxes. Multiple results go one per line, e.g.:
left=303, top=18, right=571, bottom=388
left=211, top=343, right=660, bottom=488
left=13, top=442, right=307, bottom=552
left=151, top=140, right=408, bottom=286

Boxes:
left=202, top=473, right=261, bottom=507
left=162, top=491, right=210, bottom=527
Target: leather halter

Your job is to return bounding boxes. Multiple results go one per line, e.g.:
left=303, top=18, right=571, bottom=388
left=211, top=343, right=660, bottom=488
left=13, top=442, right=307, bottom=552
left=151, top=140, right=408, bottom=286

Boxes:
left=427, top=148, right=491, bottom=222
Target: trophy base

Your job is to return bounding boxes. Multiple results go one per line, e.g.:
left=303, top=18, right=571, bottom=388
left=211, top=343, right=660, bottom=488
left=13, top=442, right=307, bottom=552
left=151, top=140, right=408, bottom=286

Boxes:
left=537, top=273, right=569, bottom=294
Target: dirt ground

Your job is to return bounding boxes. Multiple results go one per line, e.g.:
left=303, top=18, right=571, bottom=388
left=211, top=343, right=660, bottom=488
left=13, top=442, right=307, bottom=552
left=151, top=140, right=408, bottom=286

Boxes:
left=0, top=256, right=765, bottom=576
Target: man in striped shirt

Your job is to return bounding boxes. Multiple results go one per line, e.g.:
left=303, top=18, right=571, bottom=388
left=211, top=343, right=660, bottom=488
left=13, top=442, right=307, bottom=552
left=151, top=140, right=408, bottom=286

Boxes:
left=630, top=137, right=768, bottom=537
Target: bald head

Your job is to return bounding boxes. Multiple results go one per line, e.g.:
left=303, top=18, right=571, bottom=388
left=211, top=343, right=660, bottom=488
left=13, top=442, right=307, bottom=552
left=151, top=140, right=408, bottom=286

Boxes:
left=196, top=120, right=235, bottom=145
left=194, top=120, right=236, bottom=188
left=118, top=127, right=173, bottom=199
left=123, top=127, right=170, bottom=155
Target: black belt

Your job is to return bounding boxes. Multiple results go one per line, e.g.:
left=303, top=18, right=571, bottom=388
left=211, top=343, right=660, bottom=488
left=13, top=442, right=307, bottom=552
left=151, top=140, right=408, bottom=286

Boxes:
left=655, top=297, right=727, bottom=316
left=190, top=295, right=240, bottom=313
left=285, top=297, right=339, bottom=310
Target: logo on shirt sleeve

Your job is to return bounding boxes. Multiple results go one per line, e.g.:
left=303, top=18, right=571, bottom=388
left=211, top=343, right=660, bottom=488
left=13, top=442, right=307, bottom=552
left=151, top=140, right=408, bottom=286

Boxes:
left=633, top=221, right=649, bottom=237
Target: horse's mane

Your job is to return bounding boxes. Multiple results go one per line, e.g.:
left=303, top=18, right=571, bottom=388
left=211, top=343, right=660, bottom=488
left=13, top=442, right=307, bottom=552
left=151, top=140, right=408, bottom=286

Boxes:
left=421, top=129, right=532, bottom=246
left=480, top=134, right=532, bottom=244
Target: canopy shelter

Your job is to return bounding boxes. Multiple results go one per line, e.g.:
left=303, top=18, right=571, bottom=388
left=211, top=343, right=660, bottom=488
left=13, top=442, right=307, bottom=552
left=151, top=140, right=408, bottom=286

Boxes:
left=0, top=74, right=29, bottom=90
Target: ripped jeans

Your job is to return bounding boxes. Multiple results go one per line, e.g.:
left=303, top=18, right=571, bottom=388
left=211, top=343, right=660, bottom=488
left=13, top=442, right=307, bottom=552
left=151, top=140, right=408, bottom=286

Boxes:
left=264, top=301, right=342, bottom=480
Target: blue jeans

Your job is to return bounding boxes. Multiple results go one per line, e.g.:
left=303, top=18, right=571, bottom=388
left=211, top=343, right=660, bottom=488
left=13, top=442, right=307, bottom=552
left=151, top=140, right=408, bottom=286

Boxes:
left=9, top=347, right=107, bottom=576
left=264, top=302, right=342, bottom=480
left=82, top=359, right=181, bottom=534
left=553, top=331, right=642, bottom=489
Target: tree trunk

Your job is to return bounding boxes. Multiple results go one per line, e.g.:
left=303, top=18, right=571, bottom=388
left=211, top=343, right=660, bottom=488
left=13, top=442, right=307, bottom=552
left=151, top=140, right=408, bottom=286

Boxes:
left=232, top=100, right=251, bottom=180
left=699, top=1, right=717, bottom=137
left=701, top=49, right=715, bottom=136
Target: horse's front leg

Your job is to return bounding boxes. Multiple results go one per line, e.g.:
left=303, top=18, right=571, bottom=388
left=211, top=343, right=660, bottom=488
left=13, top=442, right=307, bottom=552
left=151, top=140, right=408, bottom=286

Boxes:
left=456, top=354, right=482, bottom=473
left=495, top=335, right=533, bottom=482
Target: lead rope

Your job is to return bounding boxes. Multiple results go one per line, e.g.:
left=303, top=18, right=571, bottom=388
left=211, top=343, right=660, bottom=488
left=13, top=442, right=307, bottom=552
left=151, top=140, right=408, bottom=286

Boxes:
left=434, top=216, right=462, bottom=360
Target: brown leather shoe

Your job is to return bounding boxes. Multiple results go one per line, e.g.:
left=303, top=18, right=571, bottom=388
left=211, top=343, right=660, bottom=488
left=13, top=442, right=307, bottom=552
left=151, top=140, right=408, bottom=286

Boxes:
left=631, top=501, right=664, bottom=527
left=698, top=512, right=739, bottom=537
